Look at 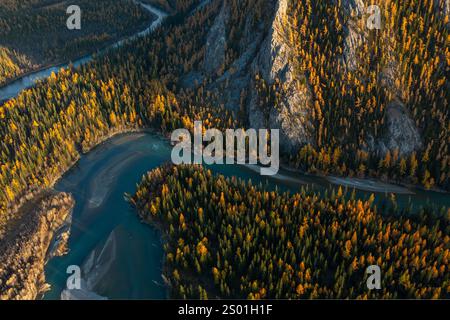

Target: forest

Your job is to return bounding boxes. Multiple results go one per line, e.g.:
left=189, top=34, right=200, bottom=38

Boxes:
left=0, top=0, right=214, bottom=232
left=178, top=0, right=449, bottom=190
left=131, top=164, right=449, bottom=299
left=0, top=0, right=153, bottom=85
left=0, top=0, right=448, bottom=301
left=0, top=0, right=448, bottom=246
left=0, top=47, right=34, bottom=86
left=135, top=0, right=450, bottom=191
left=284, top=0, right=449, bottom=189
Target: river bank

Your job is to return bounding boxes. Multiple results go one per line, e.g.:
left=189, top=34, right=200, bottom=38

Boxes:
left=0, top=0, right=159, bottom=99
left=0, top=0, right=169, bottom=235
left=0, top=0, right=448, bottom=300
left=40, top=132, right=450, bottom=300
left=0, top=1, right=166, bottom=102
left=2, top=125, right=449, bottom=299
left=0, top=192, right=74, bottom=300
left=0, top=2, right=170, bottom=300
left=43, top=133, right=171, bottom=299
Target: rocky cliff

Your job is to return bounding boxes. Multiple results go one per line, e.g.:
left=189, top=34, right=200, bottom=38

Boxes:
left=248, top=0, right=314, bottom=152
left=339, top=0, right=423, bottom=157
left=199, top=0, right=314, bottom=152
left=199, top=0, right=425, bottom=157
left=0, top=192, right=74, bottom=300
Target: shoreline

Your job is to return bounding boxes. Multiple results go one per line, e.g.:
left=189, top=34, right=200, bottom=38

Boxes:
left=280, top=164, right=449, bottom=195
left=4, top=128, right=447, bottom=237
left=0, top=192, right=75, bottom=300
left=133, top=205, right=172, bottom=299
left=0, top=1, right=161, bottom=103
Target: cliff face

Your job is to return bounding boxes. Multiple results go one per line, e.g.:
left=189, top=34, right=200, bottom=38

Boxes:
left=204, top=3, right=229, bottom=76
left=369, top=100, right=422, bottom=157
left=0, top=192, right=74, bottom=300
left=341, top=0, right=366, bottom=71
left=198, top=0, right=426, bottom=156
left=201, top=0, right=314, bottom=152
left=248, top=0, right=314, bottom=152
left=339, top=0, right=422, bottom=157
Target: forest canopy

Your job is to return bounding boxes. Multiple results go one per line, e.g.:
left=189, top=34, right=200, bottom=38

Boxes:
left=0, top=0, right=154, bottom=85
left=131, top=164, right=450, bottom=299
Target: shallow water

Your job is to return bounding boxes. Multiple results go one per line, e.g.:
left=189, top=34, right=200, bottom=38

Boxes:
left=2, top=0, right=447, bottom=300
left=44, top=134, right=171, bottom=299
left=42, top=133, right=449, bottom=300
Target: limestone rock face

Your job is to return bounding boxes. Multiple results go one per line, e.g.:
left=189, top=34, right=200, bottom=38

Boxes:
left=340, top=0, right=367, bottom=71
left=199, top=0, right=314, bottom=152
left=434, top=0, right=450, bottom=17
left=0, top=193, right=74, bottom=300
left=342, top=24, right=366, bottom=71
left=204, top=3, right=229, bottom=76
left=199, top=0, right=424, bottom=156
left=341, top=0, right=366, bottom=16
left=367, top=101, right=422, bottom=157
left=337, top=0, right=422, bottom=157
left=248, top=0, right=314, bottom=152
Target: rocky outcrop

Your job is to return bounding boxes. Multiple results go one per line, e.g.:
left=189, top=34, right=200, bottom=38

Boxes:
left=199, top=0, right=424, bottom=156
left=340, top=0, right=367, bottom=71
left=197, top=0, right=314, bottom=152
left=341, top=0, right=365, bottom=16
left=342, top=23, right=366, bottom=71
left=434, top=0, right=450, bottom=17
left=248, top=0, right=314, bottom=152
left=337, top=0, right=422, bottom=157
left=368, top=100, right=422, bottom=157
left=0, top=192, right=74, bottom=300
left=204, top=3, right=229, bottom=76
left=201, top=1, right=266, bottom=112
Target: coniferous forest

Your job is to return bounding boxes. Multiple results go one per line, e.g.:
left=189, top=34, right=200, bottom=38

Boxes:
left=0, top=0, right=154, bottom=85
left=132, top=164, right=449, bottom=299
left=0, top=0, right=448, bottom=301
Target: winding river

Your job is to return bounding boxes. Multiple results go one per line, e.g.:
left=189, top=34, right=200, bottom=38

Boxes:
left=0, top=2, right=448, bottom=300
left=0, top=2, right=167, bottom=102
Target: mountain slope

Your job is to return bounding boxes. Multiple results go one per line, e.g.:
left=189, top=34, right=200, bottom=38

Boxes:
left=185, top=0, right=448, bottom=189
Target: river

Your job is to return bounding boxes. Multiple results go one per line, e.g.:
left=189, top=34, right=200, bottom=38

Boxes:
left=0, top=2, right=448, bottom=300
left=40, top=132, right=448, bottom=299
left=0, top=2, right=167, bottom=102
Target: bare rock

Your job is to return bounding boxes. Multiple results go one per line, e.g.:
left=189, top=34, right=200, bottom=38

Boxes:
left=340, top=0, right=366, bottom=16
left=249, top=0, right=314, bottom=152
left=204, top=3, right=229, bottom=76
left=339, top=0, right=367, bottom=71
left=0, top=192, right=74, bottom=300
left=371, top=100, right=422, bottom=157
left=342, top=24, right=366, bottom=71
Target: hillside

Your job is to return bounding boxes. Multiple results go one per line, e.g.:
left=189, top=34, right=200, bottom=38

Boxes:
left=0, top=0, right=154, bottom=85
left=0, top=0, right=448, bottom=301
left=1, top=0, right=449, bottom=234
left=173, top=0, right=449, bottom=189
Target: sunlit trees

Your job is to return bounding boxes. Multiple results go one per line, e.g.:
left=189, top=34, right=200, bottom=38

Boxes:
left=285, top=0, right=448, bottom=190
left=132, top=164, right=450, bottom=299
left=0, top=1, right=236, bottom=234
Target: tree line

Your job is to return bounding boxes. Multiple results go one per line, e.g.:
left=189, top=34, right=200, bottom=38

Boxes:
left=131, top=164, right=449, bottom=299
left=0, top=0, right=153, bottom=85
